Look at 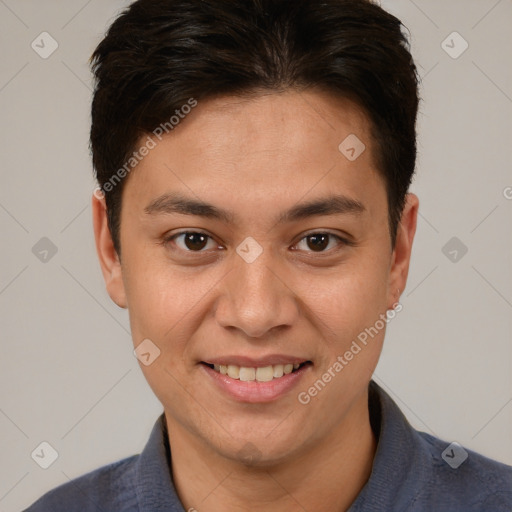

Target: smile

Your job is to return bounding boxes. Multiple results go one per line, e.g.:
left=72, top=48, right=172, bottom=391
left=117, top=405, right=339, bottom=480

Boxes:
left=202, top=362, right=310, bottom=382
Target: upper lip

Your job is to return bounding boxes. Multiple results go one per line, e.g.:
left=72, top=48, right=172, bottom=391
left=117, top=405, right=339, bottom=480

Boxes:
left=202, top=355, right=310, bottom=367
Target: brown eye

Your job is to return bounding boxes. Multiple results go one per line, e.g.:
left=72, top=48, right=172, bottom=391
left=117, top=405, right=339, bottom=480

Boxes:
left=306, top=234, right=329, bottom=252
left=295, top=232, right=346, bottom=253
left=170, top=231, right=216, bottom=252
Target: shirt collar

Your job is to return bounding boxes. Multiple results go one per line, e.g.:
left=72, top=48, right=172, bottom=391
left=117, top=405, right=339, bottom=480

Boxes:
left=133, top=380, right=432, bottom=511
left=349, top=380, right=434, bottom=511
left=134, top=414, right=184, bottom=511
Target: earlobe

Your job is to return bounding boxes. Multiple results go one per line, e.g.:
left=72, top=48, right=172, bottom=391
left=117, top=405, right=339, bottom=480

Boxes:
left=91, top=193, right=127, bottom=309
left=387, top=193, right=419, bottom=309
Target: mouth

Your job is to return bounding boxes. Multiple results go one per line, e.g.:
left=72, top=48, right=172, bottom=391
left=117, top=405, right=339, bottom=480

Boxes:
left=201, top=361, right=312, bottom=382
left=199, top=354, right=313, bottom=402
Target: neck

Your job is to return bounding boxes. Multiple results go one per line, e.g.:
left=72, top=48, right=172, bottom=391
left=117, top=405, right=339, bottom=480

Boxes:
left=166, top=390, right=377, bottom=512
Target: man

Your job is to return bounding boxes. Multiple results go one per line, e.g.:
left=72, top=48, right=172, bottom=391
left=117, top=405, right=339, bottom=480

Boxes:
left=25, top=0, right=512, bottom=510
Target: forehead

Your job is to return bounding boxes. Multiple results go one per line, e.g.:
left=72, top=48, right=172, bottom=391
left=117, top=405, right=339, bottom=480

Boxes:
left=123, top=90, right=386, bottom=224
left=176, top=90, right=376, bottom=164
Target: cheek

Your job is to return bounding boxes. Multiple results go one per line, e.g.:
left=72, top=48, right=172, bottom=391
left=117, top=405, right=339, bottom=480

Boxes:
left=123, top=255, right=223, bottom=360
left=299, top=257, right=390, bottom=341
left=122, top=256, right=185, bottom=342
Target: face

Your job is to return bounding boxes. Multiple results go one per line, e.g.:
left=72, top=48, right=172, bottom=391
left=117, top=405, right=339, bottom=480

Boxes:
left=93, top=89, right=418, bottom=465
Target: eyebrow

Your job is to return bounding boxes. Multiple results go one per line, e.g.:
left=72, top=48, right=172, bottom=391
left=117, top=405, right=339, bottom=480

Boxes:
left=144, top=192, right=365, bottom=224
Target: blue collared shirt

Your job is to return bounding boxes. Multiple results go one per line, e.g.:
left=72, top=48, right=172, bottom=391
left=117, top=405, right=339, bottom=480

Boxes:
left=24, top=381, right=512, bottom=511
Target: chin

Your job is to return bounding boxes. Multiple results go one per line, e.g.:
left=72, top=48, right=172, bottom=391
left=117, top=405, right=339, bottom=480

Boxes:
left=216, top=430, right=308, bottom=468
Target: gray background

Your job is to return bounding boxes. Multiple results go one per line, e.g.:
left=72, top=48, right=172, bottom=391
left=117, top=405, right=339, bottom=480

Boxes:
left=0, top=1, right=511, bottom=510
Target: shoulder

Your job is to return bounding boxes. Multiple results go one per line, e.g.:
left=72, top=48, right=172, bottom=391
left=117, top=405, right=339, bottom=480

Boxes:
left=415, top=430, right=512, bottom=510
left=23, top=454, right=140, bottom=512
left=363, top=381, right=512, bottom=511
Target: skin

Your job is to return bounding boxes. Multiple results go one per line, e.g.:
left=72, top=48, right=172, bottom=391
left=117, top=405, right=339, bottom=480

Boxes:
left=93, top=89, right=419, bottom=512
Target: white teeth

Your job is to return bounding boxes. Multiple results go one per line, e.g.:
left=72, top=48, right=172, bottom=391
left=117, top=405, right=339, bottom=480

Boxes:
left=210, top=362, right=306, bottom=381
left=273, top=364, right=284, bottom=378
left=239, top=367, right=256, bottom=381
left=227, top=365, right=240, bottom=379
left=256, top=366, right=274, bottom=382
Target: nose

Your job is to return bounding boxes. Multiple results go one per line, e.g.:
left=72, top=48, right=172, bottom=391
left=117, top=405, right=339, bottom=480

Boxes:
left=214, top=248, right=299, bottom=339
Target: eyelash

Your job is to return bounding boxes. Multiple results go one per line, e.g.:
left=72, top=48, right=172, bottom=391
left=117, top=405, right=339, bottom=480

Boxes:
left=164, top=230, right=352, bottom=255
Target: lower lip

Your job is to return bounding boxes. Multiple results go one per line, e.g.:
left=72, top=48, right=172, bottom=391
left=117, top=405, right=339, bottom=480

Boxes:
left=201, top=364, right=311, bottom=403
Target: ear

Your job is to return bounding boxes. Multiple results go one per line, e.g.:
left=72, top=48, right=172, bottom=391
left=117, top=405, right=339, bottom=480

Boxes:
left=387, top=193, right=419, bottom=309
left=92, top=192, right=127, bottom=309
